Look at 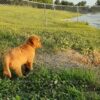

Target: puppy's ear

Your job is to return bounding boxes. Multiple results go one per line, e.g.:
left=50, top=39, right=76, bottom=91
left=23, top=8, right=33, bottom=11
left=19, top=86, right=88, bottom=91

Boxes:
left=29, top=37, right=34, bottom=45
left=27, top=37, right=34, bottom=46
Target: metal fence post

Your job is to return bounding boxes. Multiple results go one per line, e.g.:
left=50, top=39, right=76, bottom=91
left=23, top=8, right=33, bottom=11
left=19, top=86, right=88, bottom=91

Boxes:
left=44, top=3, right=47, bottom=29
left=77, top=6, right=79, bottom=22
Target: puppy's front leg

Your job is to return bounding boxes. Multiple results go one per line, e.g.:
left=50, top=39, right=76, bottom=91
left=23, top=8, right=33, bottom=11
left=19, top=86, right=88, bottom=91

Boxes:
left=26, top=61, right=33, bottom=71
left=15, top=66, right=23, bottom=77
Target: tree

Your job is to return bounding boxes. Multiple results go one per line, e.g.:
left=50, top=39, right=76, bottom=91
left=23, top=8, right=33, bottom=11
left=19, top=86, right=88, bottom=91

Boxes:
left=76, top=1, right=86, bottom=6
left=55, top=0, right=60, bottom=5
left=32, top=0, right=52, bottom=3
left=96, top=0, right=100, bottom=5
left=61, top=1, right=74, bottom=6
left=0, top=0, right=10, bottom=4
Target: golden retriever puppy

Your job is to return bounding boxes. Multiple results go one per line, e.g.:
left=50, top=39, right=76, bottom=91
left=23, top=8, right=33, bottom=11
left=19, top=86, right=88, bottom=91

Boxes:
left=3, top=35, right=42, bottom=78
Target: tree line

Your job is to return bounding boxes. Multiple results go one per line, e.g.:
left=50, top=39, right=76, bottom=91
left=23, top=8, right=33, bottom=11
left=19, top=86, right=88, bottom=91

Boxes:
left=0, top=0, right=100, bottom=6
left=55, top=0, right=100, bottom=6
left=0, top=0, right=52, bottom=4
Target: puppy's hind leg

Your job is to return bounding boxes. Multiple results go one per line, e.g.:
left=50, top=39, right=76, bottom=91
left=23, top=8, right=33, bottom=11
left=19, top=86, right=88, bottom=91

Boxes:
left=3, top=62, right=12, bottom=78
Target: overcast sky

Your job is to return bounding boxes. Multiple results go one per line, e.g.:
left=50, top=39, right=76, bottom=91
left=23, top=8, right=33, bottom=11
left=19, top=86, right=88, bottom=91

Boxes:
left=60, top=0, right=96, bottom=6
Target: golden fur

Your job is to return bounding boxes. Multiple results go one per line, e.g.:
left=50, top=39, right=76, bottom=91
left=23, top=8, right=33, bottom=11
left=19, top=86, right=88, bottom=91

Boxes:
left=3, top=35, right=42, bottom=78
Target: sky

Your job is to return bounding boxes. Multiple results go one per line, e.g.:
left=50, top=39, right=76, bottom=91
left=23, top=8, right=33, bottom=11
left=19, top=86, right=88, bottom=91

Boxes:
left=60, top=0, right=96, bottom=6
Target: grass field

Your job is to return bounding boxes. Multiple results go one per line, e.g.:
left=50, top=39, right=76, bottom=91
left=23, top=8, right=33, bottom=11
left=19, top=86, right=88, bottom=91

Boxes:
left=0, top=5, right=100, bottom=53
left=0, top=5, right=100, bottom=99
left=0, top=66, right=100, bottom=99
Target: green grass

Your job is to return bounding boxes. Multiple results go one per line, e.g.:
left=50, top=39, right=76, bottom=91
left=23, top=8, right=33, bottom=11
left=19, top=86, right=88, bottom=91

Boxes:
left=0, top=5, right=100, bottom=54
left=0, top=5, right=100, bottom=99
left=0, top=65, right=100, bottom=99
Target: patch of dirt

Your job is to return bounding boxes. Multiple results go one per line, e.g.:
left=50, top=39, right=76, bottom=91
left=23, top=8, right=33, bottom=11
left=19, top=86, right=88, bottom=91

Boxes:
left=36, top=49, right=100, bottom=67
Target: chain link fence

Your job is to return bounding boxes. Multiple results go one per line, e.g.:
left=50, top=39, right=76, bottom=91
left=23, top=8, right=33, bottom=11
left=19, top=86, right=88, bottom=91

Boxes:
left=0, top=1, right=100, bottom=29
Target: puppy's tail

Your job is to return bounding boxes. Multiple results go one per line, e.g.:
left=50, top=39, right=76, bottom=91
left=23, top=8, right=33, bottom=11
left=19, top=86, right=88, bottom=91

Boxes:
left=3, top=57, right=11, bottom=78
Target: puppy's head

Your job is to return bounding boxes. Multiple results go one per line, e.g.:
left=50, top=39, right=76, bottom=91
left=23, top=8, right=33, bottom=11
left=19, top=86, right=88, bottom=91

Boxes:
left=27, top=35, right=42, bottom=48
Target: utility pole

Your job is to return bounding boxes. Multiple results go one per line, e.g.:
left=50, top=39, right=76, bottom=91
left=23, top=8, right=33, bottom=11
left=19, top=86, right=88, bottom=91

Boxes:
left=53, top=0, right=55, bottom=9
